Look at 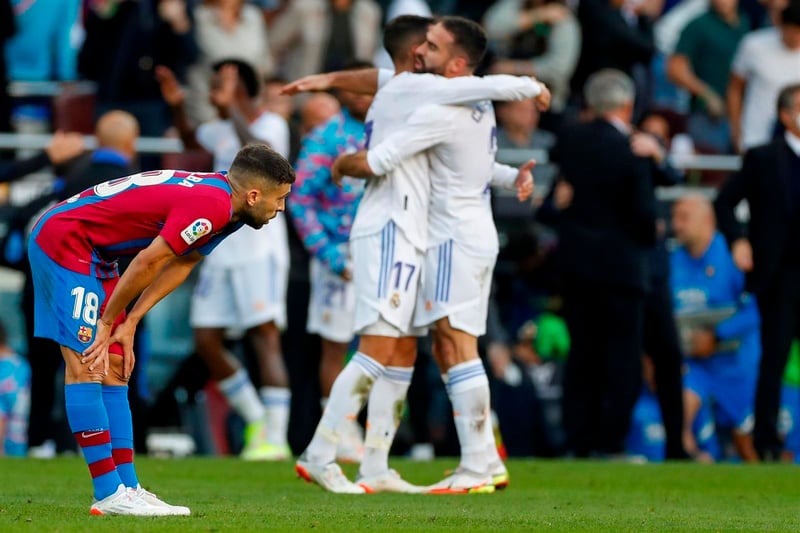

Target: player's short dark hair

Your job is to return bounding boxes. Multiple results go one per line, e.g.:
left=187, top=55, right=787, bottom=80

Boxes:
left=777, top=83, right=800, bottom=113
left=438, top=16, right=487, bottom=68
left=230, top=143, right=296, bottom=186
left=212, top=58, right=260, bottom=99
left=342, top=59, right=375, bottom=71
left=383, top=15, right=434, bottom=61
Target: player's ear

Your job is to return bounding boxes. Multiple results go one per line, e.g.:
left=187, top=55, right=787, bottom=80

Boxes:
left=246, top=188, right=260, bottom=207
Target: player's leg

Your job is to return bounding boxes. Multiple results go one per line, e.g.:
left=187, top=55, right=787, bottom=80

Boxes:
left=356, top=336, right=422, bottom=493
left=682, top=372, right=714, bottom=463
left=418, top=243, right=498, bottom=493
left=297, top=224, right=419, bottom=493
left=27, top=243, right=170, bottom=515
left=307, top=256, right=363, bottom=462
left=300, top=334, right=393, bottom=465
left=191, top=265, right=268, bottom=458
left=716, top=374, right=759, bottom=463
left=248, top=248, right=292, bottom=457
left=248, top=320, right=291, bottom=459
left=427, top=319, right=495, bottom=494
left=104, top=352, right=191, bottom=515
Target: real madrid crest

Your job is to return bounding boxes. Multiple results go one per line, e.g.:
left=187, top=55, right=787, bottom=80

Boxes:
left=390, top=293, right=401, bottom=309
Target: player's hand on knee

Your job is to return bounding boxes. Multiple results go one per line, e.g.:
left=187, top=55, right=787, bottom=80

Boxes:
left=110, top=319, right=138, bottom=380
left=82, top=318, right=113, bottom=376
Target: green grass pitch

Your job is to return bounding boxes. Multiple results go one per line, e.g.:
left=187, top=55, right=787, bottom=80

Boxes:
left=1, top=457, right=797, bottom=531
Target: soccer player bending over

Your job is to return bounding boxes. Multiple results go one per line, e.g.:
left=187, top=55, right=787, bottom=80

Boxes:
left=28, top=144, right=294, bottom=515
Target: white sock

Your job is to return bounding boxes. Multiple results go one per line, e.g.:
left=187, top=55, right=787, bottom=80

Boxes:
left=217, top=368, right=266, bottom=424
left=304, top=352, right=384, bottom=464
left=260, top=386, right=291, bottom=447
left=485, top=410, right=503, bottom=468
left=447, top=359, right=490, bottom=474
left=360, top=366, right=413, bottom=478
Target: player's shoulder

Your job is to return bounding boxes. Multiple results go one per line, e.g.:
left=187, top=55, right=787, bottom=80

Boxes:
left=382, top=72, right=442, bottom=91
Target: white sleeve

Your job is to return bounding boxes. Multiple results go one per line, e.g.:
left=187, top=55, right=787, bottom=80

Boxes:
left=377, top=68, right=395, bottom=89
left=410, top=74, right=542, bottom=105
left=491, top=162, right=518, bottom=189
left=366, top=105, right=453, bottom=175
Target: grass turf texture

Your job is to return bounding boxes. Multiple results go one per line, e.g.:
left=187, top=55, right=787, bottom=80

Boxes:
left=0, top=458, right=797, bottom=531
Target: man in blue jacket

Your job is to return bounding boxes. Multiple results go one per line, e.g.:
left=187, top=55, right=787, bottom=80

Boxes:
left=670, top=194, right=760, bottom=462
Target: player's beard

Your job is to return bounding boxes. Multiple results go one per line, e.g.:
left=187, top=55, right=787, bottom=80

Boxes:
left=241, top=209, right=270, bottom=229
left=414, top=54, right=432, bottom=74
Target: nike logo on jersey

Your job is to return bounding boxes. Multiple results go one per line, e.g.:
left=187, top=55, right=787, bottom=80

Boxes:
left=81, top=431, right=104, bottom=439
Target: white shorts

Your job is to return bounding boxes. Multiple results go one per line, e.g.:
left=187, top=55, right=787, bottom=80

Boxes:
left=307, top=257, right=356, bottom=343
left=352, top=221, right=424, bottom=337
left=190, top=252, right=288, bottom=330
left=413, top=240, right=496, bottom=337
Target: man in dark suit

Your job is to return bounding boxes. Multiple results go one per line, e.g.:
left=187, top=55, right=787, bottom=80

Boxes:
left=715, top=83, right=800, bottom=460
left=550, top=69, right=657, bottom=457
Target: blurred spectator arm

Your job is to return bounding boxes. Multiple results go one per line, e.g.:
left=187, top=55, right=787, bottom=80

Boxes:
left=158, top=0, right=198, bottom=73
left=726, top=74, right=746, bottom=152
left=0, top=132, right=85, bottom=184
left=155, top=66, right=202, bottom=150
left=289, top=131, right=346, bottom=275
left=667, top=55, right=721, bottom=111
left=268, top=1, right=302, bottom=66
left=667, top=19, right=726, bottom=118
left=484, top=0, right=526, bottom=40
left=528, top=15, right=581, bottom=91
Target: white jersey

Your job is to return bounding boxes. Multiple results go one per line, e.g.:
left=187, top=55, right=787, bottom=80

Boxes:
left=351, top=72, right=541, bottom=251
left=196, top=112, right=290, bottom=267
left=365, top=99, right=520, bottom=256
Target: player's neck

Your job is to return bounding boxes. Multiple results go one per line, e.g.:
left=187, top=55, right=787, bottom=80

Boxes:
left=226, top=175, right=245, bottom=222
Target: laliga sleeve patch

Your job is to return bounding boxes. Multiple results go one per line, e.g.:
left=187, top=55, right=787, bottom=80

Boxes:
left=181, top=218, right=213, bottom=245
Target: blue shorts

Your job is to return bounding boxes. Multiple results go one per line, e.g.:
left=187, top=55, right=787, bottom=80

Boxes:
left=685, top=361, right=755, bottom=432
left=29, top=241, right=124, bottom=355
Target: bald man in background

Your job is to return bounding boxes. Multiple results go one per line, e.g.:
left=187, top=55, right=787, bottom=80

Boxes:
left=670, top=194, right=760, bottom=462
left=61, top=110, right=140, bottom=192
left=300, top=93, right=341, bottom=137
left=24, top=110, right=142, bottom=457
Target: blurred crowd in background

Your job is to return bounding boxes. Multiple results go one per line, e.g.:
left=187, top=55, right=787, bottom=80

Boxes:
left=1, top=0, right=800, bottom=465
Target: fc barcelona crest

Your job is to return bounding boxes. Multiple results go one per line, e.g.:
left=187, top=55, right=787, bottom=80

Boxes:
left=78, top=326, right=93, bottom=344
